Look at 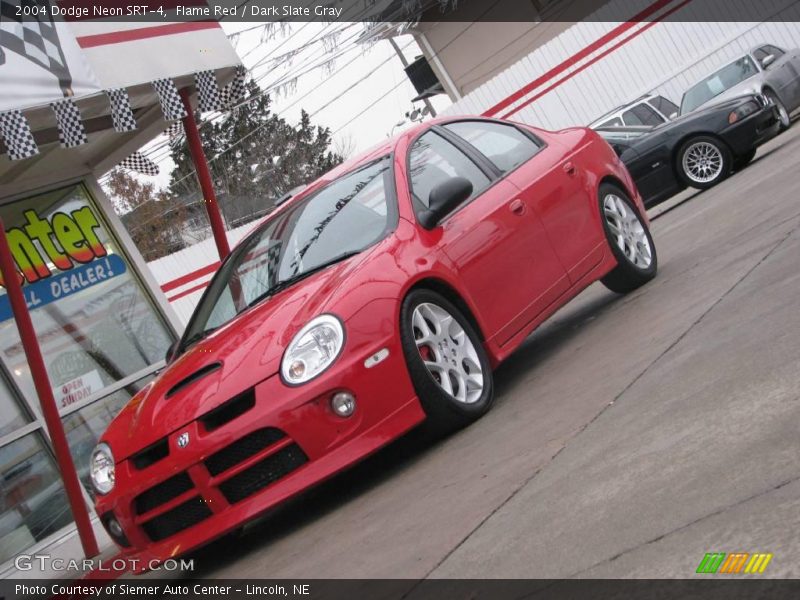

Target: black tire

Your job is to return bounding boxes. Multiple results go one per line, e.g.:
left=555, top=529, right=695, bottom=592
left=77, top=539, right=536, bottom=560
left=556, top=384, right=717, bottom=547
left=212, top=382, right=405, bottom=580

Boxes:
left=764, top=89, right=791, bottom=130
left=400, top=289, right=494, bottom=434
left=676, top=135, right=732, bottom=190
left=599, top=183, right=658, bottom=294
left=733, top=148, right=757, bottom=171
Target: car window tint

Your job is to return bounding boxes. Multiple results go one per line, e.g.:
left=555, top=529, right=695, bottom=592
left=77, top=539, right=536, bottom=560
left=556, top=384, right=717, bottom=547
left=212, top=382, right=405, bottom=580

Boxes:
left=408, top=132, right=490, bottom=208
left=443, top=121, right=542, bottom=173
left=623, top=104, right=664, bottom=126
left=753, top=48, right=769, bottom=62
left=650, top=96, right=678, bottom=117
left=599, top=117, right=623, bottom=127
left=763, top=45, right=785, bottom=58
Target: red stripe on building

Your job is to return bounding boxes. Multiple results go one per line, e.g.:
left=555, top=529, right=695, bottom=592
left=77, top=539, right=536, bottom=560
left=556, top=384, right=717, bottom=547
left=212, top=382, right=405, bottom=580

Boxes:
left=502, top=0, right=694, bottom=119
left=160, top=261, right=220, bottom=293
left=76, top=21, right=220, bottom=48
left=167, top=280, right=210, bottom=302
left=482, top=0, right=688, bottom=118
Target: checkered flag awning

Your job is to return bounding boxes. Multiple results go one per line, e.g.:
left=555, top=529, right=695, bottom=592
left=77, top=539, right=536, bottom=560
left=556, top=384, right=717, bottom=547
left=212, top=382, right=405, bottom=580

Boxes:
left=51, top=98, right=86, bottom=148
left=153, top=78, right=187, bottom=121
left=0, top=0, right=73, bottom=95
left=196, top=70, right=222, bottom=112
left=221, top=65, right=247, bottom=108
left=118, top=151, right=159, bottom=176
left=0, top=109, right=39, bottom=160
left=107, top=88, right=137, bottom=133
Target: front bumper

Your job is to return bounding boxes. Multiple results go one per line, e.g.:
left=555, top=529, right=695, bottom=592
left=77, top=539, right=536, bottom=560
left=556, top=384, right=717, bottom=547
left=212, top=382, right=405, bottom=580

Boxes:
left=95, top=338, right=425, bottom=570
left=720, top=103, right=780, bottom=156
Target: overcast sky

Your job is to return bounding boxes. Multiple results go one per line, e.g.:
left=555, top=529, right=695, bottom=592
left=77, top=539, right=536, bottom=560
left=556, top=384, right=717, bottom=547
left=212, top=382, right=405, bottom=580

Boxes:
left=141, top=21, right=452, bottom=189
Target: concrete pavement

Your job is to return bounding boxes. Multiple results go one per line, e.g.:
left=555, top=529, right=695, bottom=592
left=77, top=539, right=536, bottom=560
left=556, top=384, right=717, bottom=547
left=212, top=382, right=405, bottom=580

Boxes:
left=193, top=123, right=800, bottom=579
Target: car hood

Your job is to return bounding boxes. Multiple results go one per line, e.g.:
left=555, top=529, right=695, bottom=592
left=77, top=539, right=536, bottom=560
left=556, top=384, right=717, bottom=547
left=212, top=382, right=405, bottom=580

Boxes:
left=104, top=253, right=369, bottom=461
left=684, top=77, right=763, bottom=114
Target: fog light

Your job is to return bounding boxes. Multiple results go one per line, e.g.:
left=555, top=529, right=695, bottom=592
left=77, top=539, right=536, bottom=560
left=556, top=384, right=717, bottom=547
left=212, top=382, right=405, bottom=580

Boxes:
left=330, top=392, right=356, bottom=417
left=107, top=517, right=123, bottom=538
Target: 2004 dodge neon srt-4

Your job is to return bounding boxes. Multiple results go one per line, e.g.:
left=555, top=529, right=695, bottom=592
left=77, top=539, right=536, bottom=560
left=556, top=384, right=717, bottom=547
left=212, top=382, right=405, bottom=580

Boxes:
left=91, top=117, right=658, bottom=567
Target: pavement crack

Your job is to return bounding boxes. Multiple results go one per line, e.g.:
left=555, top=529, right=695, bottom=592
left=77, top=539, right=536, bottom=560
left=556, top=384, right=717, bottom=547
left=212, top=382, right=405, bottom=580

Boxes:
left=564, top=473, right=800, bottom=578
left=412, top=222, right=798, bottom=585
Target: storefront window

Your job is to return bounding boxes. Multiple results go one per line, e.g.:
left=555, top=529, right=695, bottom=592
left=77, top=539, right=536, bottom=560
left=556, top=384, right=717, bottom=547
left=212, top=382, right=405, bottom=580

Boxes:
left=0, top=433, right=73, bottom=564
left=0, top=183, right=173, bottom=405
left=62, top=374, right=155, bottom=498
left=0, top=375, right=28, bottom=439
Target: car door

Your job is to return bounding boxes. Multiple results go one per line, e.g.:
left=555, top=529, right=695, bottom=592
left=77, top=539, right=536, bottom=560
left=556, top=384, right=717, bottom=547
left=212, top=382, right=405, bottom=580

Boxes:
left=619, top=134, right=681, bottom=205
left=408, top=129, right=569, bottom=344
left=445, top=121, right=603, bottom=286
left=444, top=119, right=594, bottom=293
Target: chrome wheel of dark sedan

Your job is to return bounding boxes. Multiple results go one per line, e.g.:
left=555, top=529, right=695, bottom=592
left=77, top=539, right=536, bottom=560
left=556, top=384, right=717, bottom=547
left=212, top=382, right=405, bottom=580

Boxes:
left=677, top=135, right=731, bottom=190
left=764, top=90, right=791, bottom=130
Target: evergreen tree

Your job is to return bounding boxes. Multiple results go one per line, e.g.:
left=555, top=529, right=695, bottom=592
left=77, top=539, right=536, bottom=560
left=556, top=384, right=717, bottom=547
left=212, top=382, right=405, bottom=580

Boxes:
left=168, top=80, right=344, bottom=225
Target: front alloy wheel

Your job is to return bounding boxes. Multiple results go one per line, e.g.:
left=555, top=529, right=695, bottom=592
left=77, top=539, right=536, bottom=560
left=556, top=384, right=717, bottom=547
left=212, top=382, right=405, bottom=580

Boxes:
left=412, top=302, right=485, bottom=404
left=677, top=135, right=731, bottom=190
left=400, top=290, right=494, bottom=433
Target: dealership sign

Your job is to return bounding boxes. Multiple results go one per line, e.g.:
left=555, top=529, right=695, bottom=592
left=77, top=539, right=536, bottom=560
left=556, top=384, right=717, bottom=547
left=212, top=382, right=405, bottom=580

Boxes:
left=0, top=205, right=126, bottom=322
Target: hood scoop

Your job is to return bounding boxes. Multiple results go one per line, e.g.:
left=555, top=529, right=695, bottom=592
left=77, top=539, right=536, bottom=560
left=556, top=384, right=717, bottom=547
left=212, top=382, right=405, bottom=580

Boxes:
left=166, top=362, right=222, bottom=398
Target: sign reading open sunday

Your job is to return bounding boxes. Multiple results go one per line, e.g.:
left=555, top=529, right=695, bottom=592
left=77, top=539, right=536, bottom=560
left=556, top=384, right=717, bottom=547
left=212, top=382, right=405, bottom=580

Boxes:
left=0, top=204, right=126, bottom=322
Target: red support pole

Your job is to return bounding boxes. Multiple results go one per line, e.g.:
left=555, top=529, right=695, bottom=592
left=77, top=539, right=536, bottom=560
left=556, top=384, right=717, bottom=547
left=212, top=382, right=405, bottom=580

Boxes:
left=0, top=218, right=100, bottom=558
left=179, top=88, right=231, bottom=260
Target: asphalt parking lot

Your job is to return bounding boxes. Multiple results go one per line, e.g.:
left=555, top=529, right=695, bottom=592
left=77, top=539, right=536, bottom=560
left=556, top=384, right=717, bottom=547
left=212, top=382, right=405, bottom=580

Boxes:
left=188, top=122, right=800, bottom=580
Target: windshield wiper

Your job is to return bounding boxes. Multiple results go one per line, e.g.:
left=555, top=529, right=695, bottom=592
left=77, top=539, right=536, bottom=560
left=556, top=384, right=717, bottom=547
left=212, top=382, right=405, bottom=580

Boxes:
left=246, top=250, right=361, bottom=309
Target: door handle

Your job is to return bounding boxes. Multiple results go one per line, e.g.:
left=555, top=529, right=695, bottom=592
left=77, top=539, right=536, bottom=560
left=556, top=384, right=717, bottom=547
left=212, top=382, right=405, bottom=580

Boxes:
left=563, top=161, right=577, bottom=176
left=509, top=198, right=526, bottom=216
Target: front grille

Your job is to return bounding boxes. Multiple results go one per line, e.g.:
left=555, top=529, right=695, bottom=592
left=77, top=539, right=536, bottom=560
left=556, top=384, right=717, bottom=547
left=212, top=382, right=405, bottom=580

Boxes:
left=204, top=428, right=286, bottom=476
left=134, top=472, right=193, bottom=515
left=200, top=388, right=256, bottom=432
left=219, top=443, right=308, bottom=504
left=130, top=439, right=169, bottom=470
left=141, top=496, right=212, bottom=542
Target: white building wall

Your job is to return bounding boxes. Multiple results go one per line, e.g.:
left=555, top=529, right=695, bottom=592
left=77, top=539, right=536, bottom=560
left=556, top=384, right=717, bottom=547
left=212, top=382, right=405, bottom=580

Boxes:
left=146, top=221, right=257, bottom=326
left=443, top=0, right=800, bottom=128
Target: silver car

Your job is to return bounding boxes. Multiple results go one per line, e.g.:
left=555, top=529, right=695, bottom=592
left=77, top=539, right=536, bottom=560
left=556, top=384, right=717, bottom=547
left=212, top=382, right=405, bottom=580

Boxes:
left=680, top=43, right=800, bottom=129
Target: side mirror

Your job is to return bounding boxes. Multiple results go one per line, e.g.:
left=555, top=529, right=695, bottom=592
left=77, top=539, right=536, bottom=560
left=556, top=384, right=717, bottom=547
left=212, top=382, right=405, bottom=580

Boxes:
left=418, top=177, right=473, bottom=229
left=669, top=112, right=678, bottom=119
left=761, top=54, right=776, bottom=69
left=165, top=340, right=180, bottom=364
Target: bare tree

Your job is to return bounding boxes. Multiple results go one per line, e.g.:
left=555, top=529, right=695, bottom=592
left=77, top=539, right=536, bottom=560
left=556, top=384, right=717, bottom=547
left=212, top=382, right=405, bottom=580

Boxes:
left=106, top=169, right=188, bottom=261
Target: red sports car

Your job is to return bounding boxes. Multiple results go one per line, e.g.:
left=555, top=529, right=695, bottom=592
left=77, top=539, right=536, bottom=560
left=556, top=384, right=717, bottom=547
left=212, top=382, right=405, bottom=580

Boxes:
left=91, top=117, right=657, bottom=567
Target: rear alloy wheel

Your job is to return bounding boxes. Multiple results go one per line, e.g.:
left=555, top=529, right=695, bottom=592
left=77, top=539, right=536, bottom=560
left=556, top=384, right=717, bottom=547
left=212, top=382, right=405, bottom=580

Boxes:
left=764, top=89, right=791, bottom=130
left=400, top=290, right=494, bottom=433
left=599, top=184, right=658, bottom=294
left=677, top=135, right=732, bottom=190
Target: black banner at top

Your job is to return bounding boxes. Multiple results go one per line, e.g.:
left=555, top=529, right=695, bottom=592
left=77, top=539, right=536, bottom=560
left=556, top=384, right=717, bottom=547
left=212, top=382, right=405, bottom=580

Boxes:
left=10, top=0, right=800, bottom=23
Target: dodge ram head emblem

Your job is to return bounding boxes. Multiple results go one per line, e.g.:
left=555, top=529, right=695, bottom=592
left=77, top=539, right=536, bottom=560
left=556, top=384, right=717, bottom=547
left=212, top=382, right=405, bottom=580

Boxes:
left=177, top=432, right=190, bottom=448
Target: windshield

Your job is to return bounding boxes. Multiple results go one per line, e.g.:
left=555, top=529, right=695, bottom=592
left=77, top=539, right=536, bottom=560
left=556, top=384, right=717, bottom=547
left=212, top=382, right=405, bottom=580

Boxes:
left=180, top=157, right=395, bottom=351
left=680, top=55, right=759, bottom=114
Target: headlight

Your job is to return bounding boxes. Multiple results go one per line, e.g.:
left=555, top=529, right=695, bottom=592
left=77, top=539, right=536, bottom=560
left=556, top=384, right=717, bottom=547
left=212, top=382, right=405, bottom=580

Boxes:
left=728, top=100, right=760, bottom=124
left=90, top=443, right=115, bottom=495
left=281, top=314, right=345, bottom=385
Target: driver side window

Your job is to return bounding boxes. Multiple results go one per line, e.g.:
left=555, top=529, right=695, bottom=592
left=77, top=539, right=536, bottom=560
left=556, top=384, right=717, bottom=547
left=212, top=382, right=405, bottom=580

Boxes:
left=408, top=132, right=490, bottom=209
